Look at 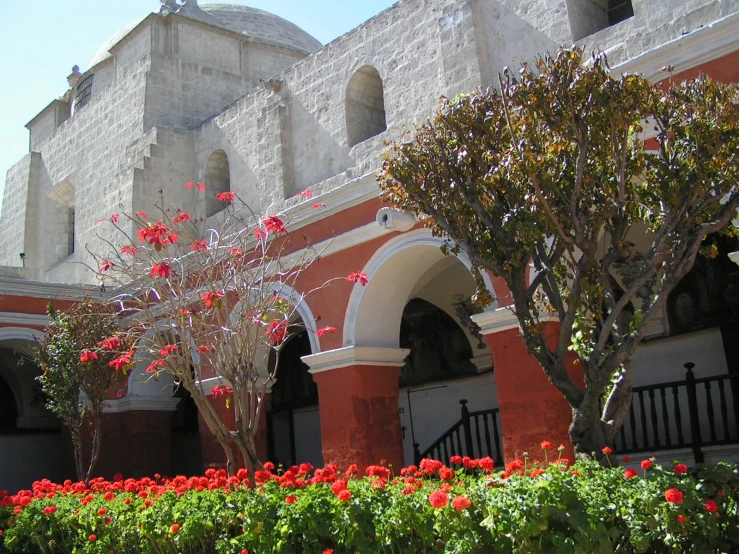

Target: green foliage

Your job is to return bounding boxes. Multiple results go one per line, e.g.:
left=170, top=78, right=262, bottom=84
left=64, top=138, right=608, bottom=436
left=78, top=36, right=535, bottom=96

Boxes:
left=1, top=458, right=737, bottom=554
left=35, top=301, right=131, bottom=481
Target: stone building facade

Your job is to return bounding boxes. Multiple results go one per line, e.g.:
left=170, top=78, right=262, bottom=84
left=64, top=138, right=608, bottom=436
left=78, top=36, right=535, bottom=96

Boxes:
left=2, top=0, right=739, bottom=492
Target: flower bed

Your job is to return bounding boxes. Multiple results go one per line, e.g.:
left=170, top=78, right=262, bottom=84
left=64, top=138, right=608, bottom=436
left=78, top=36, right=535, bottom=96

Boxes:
left=1, top=452, right=737, bottom=553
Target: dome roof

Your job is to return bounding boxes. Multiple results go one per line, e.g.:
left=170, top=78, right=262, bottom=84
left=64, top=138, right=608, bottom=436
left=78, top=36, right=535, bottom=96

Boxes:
left=89, top=2, right=321, bottom=70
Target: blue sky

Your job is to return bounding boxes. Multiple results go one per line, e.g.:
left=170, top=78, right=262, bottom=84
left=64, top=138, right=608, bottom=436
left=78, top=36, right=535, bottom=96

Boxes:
left=0, top=0, right=397, bottom=212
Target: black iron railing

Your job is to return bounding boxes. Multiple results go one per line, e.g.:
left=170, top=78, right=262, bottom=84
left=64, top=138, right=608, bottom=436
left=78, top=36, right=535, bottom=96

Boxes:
left=414, top=400, right=503, bottom=466
left=606, top=364, right=739, bottom=462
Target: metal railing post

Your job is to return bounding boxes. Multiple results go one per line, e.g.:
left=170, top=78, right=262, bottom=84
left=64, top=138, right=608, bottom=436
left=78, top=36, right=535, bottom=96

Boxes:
left=460, top=399, right=474, bottom=457
left=685, top=363, right=705, bottom=464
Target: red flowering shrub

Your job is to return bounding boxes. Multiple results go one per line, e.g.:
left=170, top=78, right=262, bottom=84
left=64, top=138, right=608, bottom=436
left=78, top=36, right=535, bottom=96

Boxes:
left=0, top=457, right=737, bottom=553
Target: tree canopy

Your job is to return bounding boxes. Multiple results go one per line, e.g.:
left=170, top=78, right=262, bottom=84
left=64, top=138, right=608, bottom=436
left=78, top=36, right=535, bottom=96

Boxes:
left=378, top=48, right=739, bottom=456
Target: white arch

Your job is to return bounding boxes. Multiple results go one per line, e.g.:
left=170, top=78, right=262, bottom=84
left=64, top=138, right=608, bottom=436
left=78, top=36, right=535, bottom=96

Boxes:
left=343, top=229, right=497, bottom=348
left=0, top=327, right=43, bottom=344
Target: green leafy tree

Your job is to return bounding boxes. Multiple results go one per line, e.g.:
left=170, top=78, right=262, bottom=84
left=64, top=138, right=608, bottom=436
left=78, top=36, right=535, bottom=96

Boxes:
left=378, top=48, right=739, bottom=458
left=36, top=301, right=131, bottom=483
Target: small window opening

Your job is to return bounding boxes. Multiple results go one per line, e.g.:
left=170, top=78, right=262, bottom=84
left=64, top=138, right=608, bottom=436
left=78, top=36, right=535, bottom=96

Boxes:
left=74, top=74, right=94, bottom=111
left=607, top=0, right=634, bottom=25
left=346, top=66, right=387, bottom=147
left=67, top=208, right=75, bottom=256
left=204, top=150, right=231, bottom=218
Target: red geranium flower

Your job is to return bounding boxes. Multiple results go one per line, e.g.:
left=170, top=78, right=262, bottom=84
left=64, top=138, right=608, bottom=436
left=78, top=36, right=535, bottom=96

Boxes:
left=285, top=495, right=297, bottom=504
left=704, top=499, right=718, bottom=513
left=429, top=490, right=448, bottom=509
left=316, top=326, right=336, bottom=337
left=677, top=515, right=686, bottom=524
left=541, top=441, right=552, bottom=450
left=452, top=495, right=471, bottom=511
left=624, top=468, right=638, bottom=479
left=89, top=535, right=97, bottom=542
left=665, top=488, right=683, bottom=505
left=674, top=463, right=688, bottom=475
left=602, top=446, right=613, bottom=455
left=346, top=271, right=369, bottom=286
left=337, top=489, right=352, bottom=502
left=42, top=505, right=57, bottom=515
left=622, top=456, right=631, bottom=462
left=640, top=459, right=653, bottom=471
left=150, top=262, right=172, bottom=278
left=170, top=523, right=180, bottom=533
left=80, top=350, right=99, bottom=363
left=450, top=455, right=462, bottom=465
left=216, top=191, right=235, bottom=202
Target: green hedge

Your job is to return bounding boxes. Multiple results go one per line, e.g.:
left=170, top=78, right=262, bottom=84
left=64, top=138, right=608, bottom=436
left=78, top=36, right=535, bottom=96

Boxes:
left=1, top=454, right=737, bottom=553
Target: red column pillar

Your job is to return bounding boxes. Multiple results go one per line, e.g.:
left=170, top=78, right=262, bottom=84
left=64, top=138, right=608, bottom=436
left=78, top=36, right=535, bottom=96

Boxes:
left=303, top=346, right=408, bottom=471
left=474, top=310, right=577, bottom=464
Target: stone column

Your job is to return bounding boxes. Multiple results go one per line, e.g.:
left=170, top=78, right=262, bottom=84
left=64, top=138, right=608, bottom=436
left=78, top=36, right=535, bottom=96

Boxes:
left=303, top=346, right=408, bottom=471
left=472, top=308, right=576, bottom=464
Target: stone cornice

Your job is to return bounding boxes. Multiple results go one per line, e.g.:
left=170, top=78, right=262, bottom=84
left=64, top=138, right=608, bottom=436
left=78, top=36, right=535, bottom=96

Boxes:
left=615, top=12, right=739, bottom=81
left=302, top=346, right=410, bottom=374
left=0, top=277, right=106, bottom=301
left=0, top=311, right=49, bottom=327
left=103, top=396, right=180, bottom=413
left=471, top=308, right=520, bottom=335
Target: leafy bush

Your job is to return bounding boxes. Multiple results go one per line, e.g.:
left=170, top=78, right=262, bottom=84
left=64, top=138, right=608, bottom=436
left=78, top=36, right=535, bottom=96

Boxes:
left=1, top=451, right=737, bottom=554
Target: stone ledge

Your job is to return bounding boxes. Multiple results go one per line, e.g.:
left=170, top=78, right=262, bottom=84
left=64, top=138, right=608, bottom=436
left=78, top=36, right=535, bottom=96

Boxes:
left=302, top=346, right=410, bottom=374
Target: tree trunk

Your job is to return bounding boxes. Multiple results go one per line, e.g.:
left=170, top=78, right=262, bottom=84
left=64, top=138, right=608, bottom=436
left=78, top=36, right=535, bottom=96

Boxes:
left=85, top=415, right=103, bottom=484
left=602, top=368, right=633, bottom=445
left=235, top=433, right=263, bottom=473
left=70, top=426, right=85, bottom=483
left=569, top=392, right=609, bottom=461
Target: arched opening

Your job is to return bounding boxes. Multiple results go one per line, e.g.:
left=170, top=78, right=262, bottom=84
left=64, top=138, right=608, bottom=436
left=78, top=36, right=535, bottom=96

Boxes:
left=346, top=65, right=387, bottom=147
left=0, top=373, right=18, bottom=430
left=204, top=150, right=231, bottom=217
left=171, top=377, right=203, bottom=476
left=267, top=326, right=323, bottom=468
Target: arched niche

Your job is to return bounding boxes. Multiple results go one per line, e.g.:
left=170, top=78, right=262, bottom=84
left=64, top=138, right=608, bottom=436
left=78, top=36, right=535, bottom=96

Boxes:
left=346, top=65, right=387, bottom=147
left=204, top=149, right=231, bottom=218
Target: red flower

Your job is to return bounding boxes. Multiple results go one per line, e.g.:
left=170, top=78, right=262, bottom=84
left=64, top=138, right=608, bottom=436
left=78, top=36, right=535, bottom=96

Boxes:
left=323, top=550, right=333, bottom=554
left=262, top=215, right=287, bottom=235
left=285, top=495, right=297, bottom=504
left=146, top=359, right=166, bottom=374
left=677, top=515, right=686, bottom=524
left=429, top=490, right=448, bottom=509
left=121, top=245, right=138, bottom=256
left=296, top=189, right=313, bottom=199
left=136, top=210, right=148, bottom=220
left=664, top=488, right=683, bottom=505
left=150, top=262, right=172, bottom=278
left=97, top=508, right=108, bottom=516
left=201, top=290, right=225, bottom=309
left=346, top=271, right=369, bottom=286
left=108, top=350, right=135, bottom=372
left=80, top=350, right=99, bottom=363
left=267, top=320, right=288, bottom=345
left=622, top=456, right=631, bottom=462
left=640, top=459, right=653, bottom=471
left=196, top=345, right=214, bottom=353
left=337, top=489, right=352, bottom=502
left=673, top=463, right=688, bottom=476
left=602, top=446, right=613, bottom=455
left=138, top=221, right=178, bottom=249
left=42, top=505, right=57, bottom=515
left=704, top=499, right=718, bottom=513
left=159, top=344, right=178, bottom=357
left=312, top=203, right=326, bottom=210
left=439, top=467, right=455, bottom=481
left=624, top=468, right=638, bottom=479
left=478, top=457, right=495, bottom=472
left=452, top=495, right=471, bottom=511
left=186, top=182, right=206, bottom=192
left=89, top=535, right=97, bottom=542
left=173, top=212, right=191, bottom=224
left=190, top=239, right=209, bottom=252
left=216, top=191, right=235, bottom=202
left=170, top=523, right=180, bottom=533
left=98, top=337, right=122, bottom=350
left=450, top=455, right=462, bottom=465
left=316, top=326, right=336, bottom=337
left=229, top=248, right=243, bottom=257
left=110, top=214, right=120, bottom=223
left=211, top=385, right=233, bottom=399
left=100, top=260, right=115, bottom=272
left=541, top=441, right=552, bottom=450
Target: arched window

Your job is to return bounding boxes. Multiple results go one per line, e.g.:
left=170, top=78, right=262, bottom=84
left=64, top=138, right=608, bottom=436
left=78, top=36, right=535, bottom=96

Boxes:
left=204, top=150, right=231, bottom=217
left=346, top=66, right=387, bottom=147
